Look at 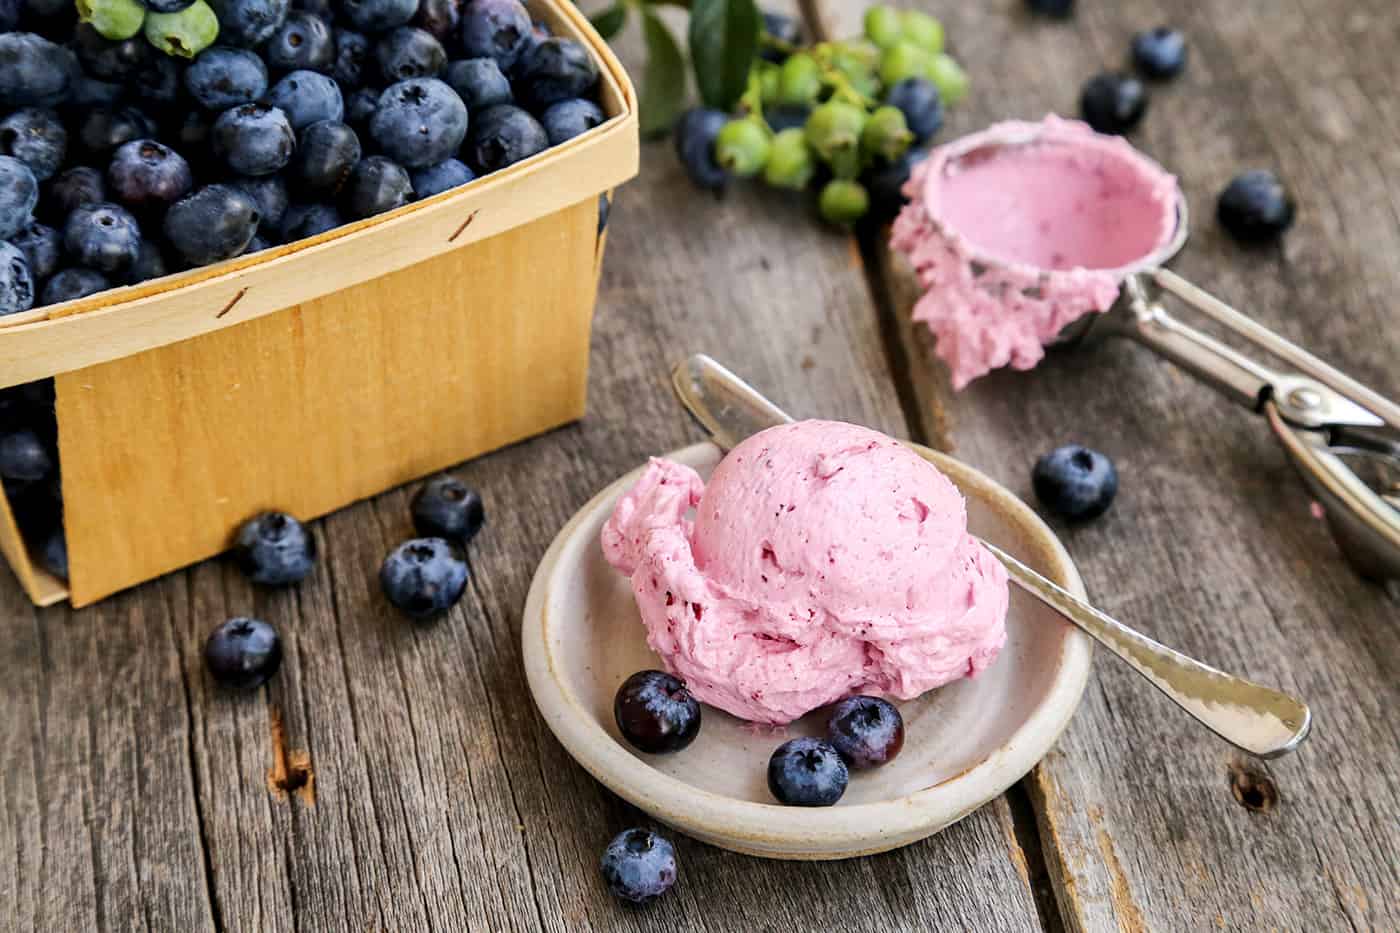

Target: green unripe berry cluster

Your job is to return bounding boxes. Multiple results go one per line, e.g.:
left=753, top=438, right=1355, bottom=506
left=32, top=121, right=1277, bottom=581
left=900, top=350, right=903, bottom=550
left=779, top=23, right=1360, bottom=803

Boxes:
left=76, top=0, right=221, bottom=58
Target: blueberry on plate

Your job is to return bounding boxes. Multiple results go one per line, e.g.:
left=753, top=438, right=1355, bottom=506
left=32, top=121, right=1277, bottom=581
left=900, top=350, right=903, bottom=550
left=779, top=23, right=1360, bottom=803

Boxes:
left=265, top=11, right=335, bottom=74
left=233, top=510, right=317, bottom=585
left=0, top=108, right=68, bottom=182
left=206, top=0, right=291, bottom=49
left=614, top=670, right=701, bottom=754
left=1032, top=444, right=1119, bottom=521
left=826, top=695, right=904, bottom=769
left=673, top=108, right=729, bottom=191
left=369, top=78, right=468, bottom=169
left=1025, top=0, right=1073, bottom=16
left=204, top=617, right=283, bottom=689
left=10, top=223, right=61, bottom=281
left=410, top=158, right=474, bottom=198
left=1217, top=170, right=1294, bottom=243
left=280, top=201, right=342, bottom=241
left=41, top=268, right=109, bottom=305
left=212, top=103, right=297, bottom=176
left=184, top=46, right=269, bottom=110
left=341, top=154, right=413, bottom=218
left=108, top=139, right=194, bottom=212
left=75, top=106, right=157, bottom=161
left=514, top=37, right=599, bottom=110
left=233, top=175, right=290, bottom=231
left=410, top=474, right=485, bottom=542
left=331, top=28, right=372, bottom=88
left=459, top=0, right=531, bottom=71
left=0, top=243, right=35, bottom=316
left=163, top=183, right=262, bottom=266
left=340, top=0, right=417, bottom=34
left=63, top=202, right=141, bottom=275
left=45, top=166, right=106, bottom=221
left=768, top=737, right=849, bottom=806
left=883, top=77, right=943, bottom=144
left=444, top=58, right=513, bottom=111
left=0, top=33, right=79, bottom=110
left=1079, top=72, right=1147, bottom=135
left=266, top=70, right=344, bottom=132
left=379, top=537, right=469, bottom=619
left=0, top=428, right=52, bottom=482
left=290, top=119, right=361, bottom=197
left=0, top=156, right=39, bottom=241
left=540, top=98, right=603, bottom=146
left=464, top=104, right=547, bottom=175
left=376, top=26, right=447, bottom=83
left=1131, top=27, right=1187, bottom=81
left=600, top=829, right=678, bottom=904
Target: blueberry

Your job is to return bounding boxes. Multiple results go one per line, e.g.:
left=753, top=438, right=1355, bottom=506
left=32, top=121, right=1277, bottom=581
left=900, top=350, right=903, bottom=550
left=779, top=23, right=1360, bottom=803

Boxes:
left=76, top=106, right=156, bottom=161
left=78, top=0, right=146, bottom=42
left=64, top=202, right=141, bottom=274
left=1032, top=444, right=1118, bottom=521
left=414, top=0, right=464, bottom=47
left=280, top=201, right=341, bottom=240
left=759, top=11, right=802, bottom=63
left=376, top=26, right=447, bottom=83
left=9, top=223, right=61, bottom=281
left=233, top=510, right=316, bottom=585
left=1217, top=170, right=1295, bottom=243
left=242, top=234, right=272, bottom=254
left=596, top=192, right=609, bottom=234
left=290, top=119, right=361, bottom=196
left=410, top=158, right=474, bottom=197
left=613, top=670, right=701, bottom=754
left=67, top=75, right=126, bottom=110
left=0, top=0, right=18, bottom=29
left=826, top=696, right=904, bottom=769
left=41, top=267, right=109, bottom=304
left=169, top=111, right=219, bottom=175
left=768, top=737, right=848, bottom=806
left=1131, top=27, right=1187, bottom=80
left=1025, top=0, right=1073, bottom=16
left=0, top=157, right=39, bottom=240
left=341, top=154, right=412, bottom=218
left=540, top=97, right=603, bottom=145
left=883, top=77, right=942, bottom=144
left=379, top=537, right=468, bottom=619
left=72, top=22, right=150, bottom=82
left=266, top=12, right=335, bottom=74
left=673, top=108, right=728, bottom=191
left=163, top=184, right=262, bottom=265
left=0, top=243, right=36, bottom=316
left=45, top=167, right=106, bottom=222
left=145, top=0, right=197, bottom=11
left=108, top=140, right=194, bottom=212
left=865, top=147, right=927, bottom=220
left=289, top=0, right=330, bottom=16
left=600, top=829, right=678, bottom=905
left=459, top=0, right=530, bottom=71
left=233, top=176, right=289, bottom=232
left=369, top=78, right=468, bottom=168
left=1079, top=72, right=1147, bottom=135
left=464, top=104, right=546, bottom=174
left=266, top=70, right=344, bottom=131
left=124, top=239, right=169, bottom=283
left=144, top=0, right=221, bottom=59
left=444, top=58, right=512, bottom=110
left=39, top=526, right=67, bottom=580
left=331, top=28, right=372, bottom=88
left=764, top=103, right=811, bottom=134
left=0, top=428, right=51, bottom=481
left=409, top=474, right=484, bottom=542
left=132, top=55, right=184, bottom=106
left=345, top=87, right=381, bottom=133
left=213, top=103, right=297, bottom=175
left=206, top=0, right=289, bottom=49
left=204, top=617, right=283, bottom=689
left=341, top=0, right=417, bottom=34
left=0, top=109, right=66, bottom=185
left=514, top=37, right=598, bottom=110
left=185, top=47, right=269, bottom=110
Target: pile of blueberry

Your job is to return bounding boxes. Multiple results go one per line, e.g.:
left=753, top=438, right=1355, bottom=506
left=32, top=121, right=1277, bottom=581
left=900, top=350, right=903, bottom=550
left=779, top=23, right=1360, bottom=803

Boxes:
left=0, top=381, right=65, bottom=579
left=674, top=5, right=967, bottom=226
left=0, top=0, right=607, bottom=318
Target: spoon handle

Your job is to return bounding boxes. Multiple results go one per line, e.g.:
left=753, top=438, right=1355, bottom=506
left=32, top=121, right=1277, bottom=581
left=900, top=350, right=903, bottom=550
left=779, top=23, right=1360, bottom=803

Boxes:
left=981, top=541, right=1310, bottom=758
left=670, top=353, right=1312, bottom=759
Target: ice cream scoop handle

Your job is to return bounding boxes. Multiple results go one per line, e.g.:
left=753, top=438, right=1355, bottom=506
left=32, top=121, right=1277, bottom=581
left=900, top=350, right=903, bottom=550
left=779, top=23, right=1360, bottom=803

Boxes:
left=981, top=540, right=1311, bottom=758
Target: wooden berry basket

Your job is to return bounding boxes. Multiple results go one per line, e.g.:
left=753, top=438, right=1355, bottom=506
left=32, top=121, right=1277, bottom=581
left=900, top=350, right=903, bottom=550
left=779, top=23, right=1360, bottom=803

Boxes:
left=0, top=0, right=638, bottom=608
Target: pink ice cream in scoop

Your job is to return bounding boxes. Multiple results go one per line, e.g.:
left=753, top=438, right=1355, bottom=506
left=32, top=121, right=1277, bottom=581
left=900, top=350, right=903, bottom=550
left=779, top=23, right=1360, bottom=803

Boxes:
left=892, top=116, right=1181, bottom=388
left=601, top=420, right=1009, bottom=724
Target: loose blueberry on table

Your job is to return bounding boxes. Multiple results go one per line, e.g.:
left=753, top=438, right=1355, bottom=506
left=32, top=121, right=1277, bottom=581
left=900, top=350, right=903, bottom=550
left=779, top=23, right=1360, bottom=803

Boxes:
left=827, top=695, right=904, bottom=769
left=1079, top=72, right=1148, bottom=135
left=380, top=536, right=469, bottom=619
left=1131, top=27, right=1188, bottom=81
left=768, top=737, right=849, bottom=806
left=614, top=670, right=701, bottom=754
left=600, top=828, right=677, bottom=905
left=1032, top=444, right=1119, bottom=522
left=410, top=474, right=485, bottom=544
left=204, top=616, right=283, bottom=689
left=233, top=510, right=317, bottom=585
left=1217, top=170, right=1295, bottom=243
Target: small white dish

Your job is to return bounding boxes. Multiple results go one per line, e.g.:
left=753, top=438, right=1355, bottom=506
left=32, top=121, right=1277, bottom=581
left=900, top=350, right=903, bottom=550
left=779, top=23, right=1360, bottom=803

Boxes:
left=522, top=442, right=1093, bottom=859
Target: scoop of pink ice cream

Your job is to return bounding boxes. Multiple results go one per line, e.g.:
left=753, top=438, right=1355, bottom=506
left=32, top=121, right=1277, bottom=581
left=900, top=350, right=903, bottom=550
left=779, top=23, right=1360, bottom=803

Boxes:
left=601, top=420, right=1009, bottom=724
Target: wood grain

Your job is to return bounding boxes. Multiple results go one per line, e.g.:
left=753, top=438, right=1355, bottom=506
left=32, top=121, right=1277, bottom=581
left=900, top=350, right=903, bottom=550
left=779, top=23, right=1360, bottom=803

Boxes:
left=814, top=0, right=1400, bottom=929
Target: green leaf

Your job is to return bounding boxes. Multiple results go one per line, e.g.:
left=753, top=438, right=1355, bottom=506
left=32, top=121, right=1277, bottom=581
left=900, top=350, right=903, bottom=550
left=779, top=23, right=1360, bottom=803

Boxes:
left=688, top=0, right=761, bottom=111
left=589, top=2, right=628, bottom=40
left=639, top=8, right=688, bottom=137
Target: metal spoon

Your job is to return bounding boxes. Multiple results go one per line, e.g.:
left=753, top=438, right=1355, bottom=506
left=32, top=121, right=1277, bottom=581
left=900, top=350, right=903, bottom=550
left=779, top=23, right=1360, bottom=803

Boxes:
left=671, top=354, right=1313, bottom=759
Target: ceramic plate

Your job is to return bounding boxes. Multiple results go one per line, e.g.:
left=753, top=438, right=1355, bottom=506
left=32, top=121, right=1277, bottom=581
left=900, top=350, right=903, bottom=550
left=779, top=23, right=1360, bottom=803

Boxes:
left=522, top=442, right=1093, bottom=859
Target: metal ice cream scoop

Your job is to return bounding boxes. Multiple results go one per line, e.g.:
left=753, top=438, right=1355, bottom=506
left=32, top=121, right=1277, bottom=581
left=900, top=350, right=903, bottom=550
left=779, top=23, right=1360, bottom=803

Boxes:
left=671, top=354, right=1312, bottom=759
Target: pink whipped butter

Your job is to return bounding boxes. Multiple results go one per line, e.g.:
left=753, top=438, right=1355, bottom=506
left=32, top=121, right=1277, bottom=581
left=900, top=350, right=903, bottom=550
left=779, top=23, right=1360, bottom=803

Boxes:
left=892, top=115, right=1181, bottom=388
left=601, top=420, right=1009, bottom=725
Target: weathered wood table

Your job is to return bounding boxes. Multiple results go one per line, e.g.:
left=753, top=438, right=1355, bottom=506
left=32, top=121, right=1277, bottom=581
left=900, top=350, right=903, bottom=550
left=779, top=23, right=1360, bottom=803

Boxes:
left=4, top=1, right=1397, bottom=930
